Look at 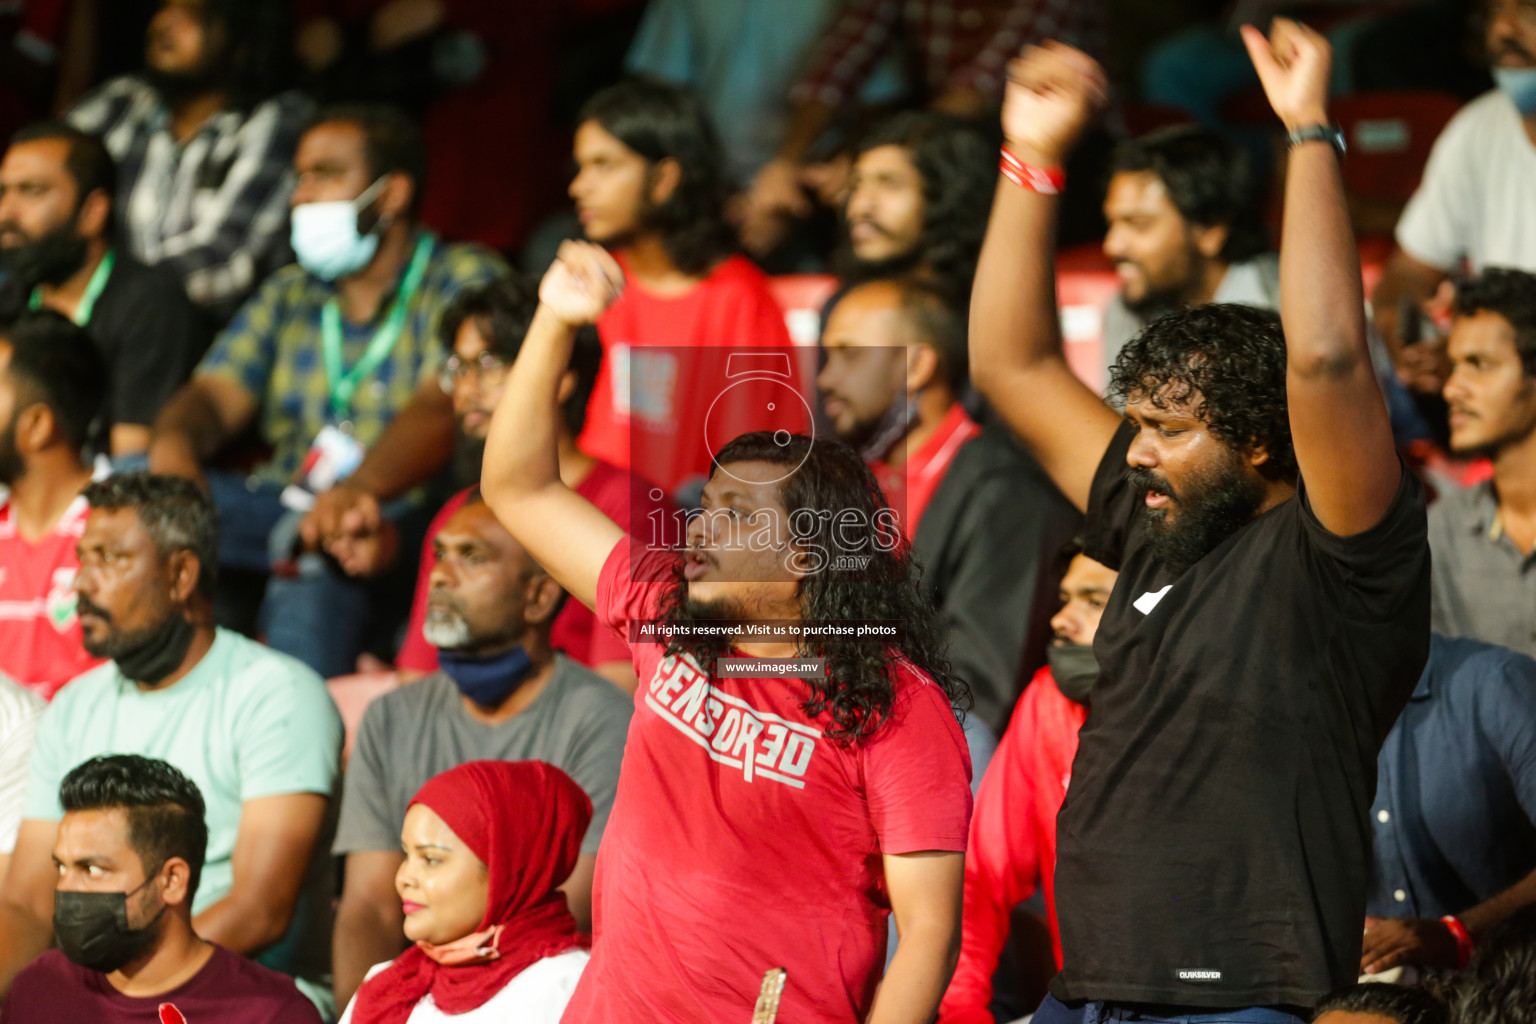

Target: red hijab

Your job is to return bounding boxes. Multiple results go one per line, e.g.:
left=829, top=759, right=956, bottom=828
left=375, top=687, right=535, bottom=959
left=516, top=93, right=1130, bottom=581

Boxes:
left=350, top=760, right=593, bottom=1024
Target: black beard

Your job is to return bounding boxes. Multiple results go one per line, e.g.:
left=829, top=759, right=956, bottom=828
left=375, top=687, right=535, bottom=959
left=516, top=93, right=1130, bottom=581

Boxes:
left=450, top=431, right=486, bottom=490
left=0, top=226, right=88, bottom=288
left=682, top=594, right=746, bottom=625
left=144, top=61, right=226, bottom=105
left=835, top=243, right=922, bottom=286
left=1128, top=456, right=1266, bottom=574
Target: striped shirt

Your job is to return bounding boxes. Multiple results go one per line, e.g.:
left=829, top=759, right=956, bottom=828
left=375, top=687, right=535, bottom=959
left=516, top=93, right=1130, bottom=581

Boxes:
left=0, top=674, right=44, bottom=855
left=68, top=77, right=314, bottom=320
left=790, top=0, right=1104, bottom=111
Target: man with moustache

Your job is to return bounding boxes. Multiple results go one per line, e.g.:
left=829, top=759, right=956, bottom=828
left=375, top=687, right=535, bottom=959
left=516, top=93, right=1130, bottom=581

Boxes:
left=0, top=312, right=108, bottom=699
left=1428, top=268, right=1536, bottom=657
left=67, top=0, right=312, bottom=321
left=816, top=276, right=1078, bottom=730
left=941, top=542, right=1119, bottom=1024
left=1099, top=125, right=1277, bottom=380
left=329, top=491, right=631, bottom=1010
left=971, top=25, right=1429, bottom=1018
left=0, top=122, right=205, bottom=461
left=302, top=275, right=671, bottom=692
left=1373, top=0, right=1536, bottom=389
left=839, top=112, right=996, bottom=301
left=0, top=755, right=321, bottom=1023
left=0, top=474, right=342, bottom=1013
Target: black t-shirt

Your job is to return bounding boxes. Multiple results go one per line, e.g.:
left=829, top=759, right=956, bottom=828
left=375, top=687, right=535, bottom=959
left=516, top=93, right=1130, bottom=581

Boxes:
left=87, top=251, right=209, bottom=451
left=1051, top=422, right=1430, bottom=1010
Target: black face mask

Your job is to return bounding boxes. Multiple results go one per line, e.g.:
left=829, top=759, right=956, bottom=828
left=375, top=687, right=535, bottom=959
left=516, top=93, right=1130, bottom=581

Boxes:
left=0, top=224, right=89, bottom=288
left=53, top=874, right=166, bottom=974
left=1047, top=642, right=1099, bottom=706
left=108, top=614, right=197, bottom=686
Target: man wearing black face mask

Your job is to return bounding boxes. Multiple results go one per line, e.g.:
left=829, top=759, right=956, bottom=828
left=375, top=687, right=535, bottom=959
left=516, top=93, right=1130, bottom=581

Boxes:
left=0, top=474, right=343, bottom=1014
left=817, top=276, right=1080, bottom=733
left=0, top=754, right=321, bottom=1022
left=940, top=543, right=1118, bottom=1024
left=330, top=491, right=631, bottom=1011
left=0, top=122, right=207, bottom=461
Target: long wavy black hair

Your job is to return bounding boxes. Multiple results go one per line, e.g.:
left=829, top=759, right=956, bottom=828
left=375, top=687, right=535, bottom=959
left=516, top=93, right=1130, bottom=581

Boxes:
left=578, top=79, right=735, bottom=277
left=655, top=432, right=969, bottom=744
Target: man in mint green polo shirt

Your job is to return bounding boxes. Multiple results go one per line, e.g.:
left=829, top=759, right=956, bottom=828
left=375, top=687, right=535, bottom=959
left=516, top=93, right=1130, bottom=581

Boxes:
left=0, top=473, right=342, bottom=1016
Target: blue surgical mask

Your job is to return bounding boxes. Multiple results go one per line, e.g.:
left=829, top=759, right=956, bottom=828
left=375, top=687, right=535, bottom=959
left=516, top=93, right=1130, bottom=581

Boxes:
left=1493, top=67, right=1536, bottom=116
left=290, top=176, right=388, bottom=281
left=437, top=645, right=535, bottom=708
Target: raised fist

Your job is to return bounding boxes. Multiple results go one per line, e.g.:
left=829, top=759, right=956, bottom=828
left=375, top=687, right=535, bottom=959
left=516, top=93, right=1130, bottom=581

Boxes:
left=539, top=240, right=626, bottom=327
left=1241, top=18, right=1332, bottom=132
left=1000, top=41, right=1108, bottom=168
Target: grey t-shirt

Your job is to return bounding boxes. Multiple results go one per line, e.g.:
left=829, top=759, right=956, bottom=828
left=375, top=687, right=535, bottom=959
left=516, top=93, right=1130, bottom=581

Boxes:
left=334, top=656, right=632, bottom=856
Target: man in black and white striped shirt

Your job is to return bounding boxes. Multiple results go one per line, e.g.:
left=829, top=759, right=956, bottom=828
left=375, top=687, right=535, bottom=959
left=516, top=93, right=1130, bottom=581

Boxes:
left=67, top=0, right=312, bottom=324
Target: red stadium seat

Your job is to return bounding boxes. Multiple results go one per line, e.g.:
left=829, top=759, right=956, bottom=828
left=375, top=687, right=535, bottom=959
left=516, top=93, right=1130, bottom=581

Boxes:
left=1331, top=90, right=1463, bottom=206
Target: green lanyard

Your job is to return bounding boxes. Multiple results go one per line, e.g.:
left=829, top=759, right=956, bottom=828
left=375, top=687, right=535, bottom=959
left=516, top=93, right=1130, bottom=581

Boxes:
left=28, top=249, right=116, bottom=326
left=320, top=234, right=435, bottom=423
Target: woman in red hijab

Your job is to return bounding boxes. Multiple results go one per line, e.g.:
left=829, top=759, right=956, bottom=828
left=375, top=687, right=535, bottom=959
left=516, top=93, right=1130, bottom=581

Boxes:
left=338, top=760, right=593, bottom=1024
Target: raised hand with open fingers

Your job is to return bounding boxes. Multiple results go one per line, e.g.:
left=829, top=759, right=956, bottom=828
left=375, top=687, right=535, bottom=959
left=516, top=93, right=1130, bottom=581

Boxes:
left=1240, top=18, right=1331, bottom=130
left=539, top=240, right=626, bottom=327
left=1000, top=41, right=1108, bottom=168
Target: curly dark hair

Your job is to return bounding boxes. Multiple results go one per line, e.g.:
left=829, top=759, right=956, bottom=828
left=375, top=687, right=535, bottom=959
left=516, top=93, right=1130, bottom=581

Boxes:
left=655, top=431, right=969, bottom=744
left=1448, top=906, right=1536, bottom=1024
left=1109, top=303, right=1297, bottom=480
left=1313, top=983, right=1446, bottom=1024
left=1110, top=126, right=1269, bottom=264
left=1453, top=266, right=1536, bottom=377
left=578, top=79, right=734, bottom=278
left=842, top=110, right=995, bottom=299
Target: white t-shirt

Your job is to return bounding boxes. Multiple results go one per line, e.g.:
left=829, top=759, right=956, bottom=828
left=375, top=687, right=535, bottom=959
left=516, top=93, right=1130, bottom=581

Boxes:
left=1396, top=89, right=1536, bottom=273
left=0, top=672, right=44, bottom=854
left=338, top=949, right=589, bottom=1024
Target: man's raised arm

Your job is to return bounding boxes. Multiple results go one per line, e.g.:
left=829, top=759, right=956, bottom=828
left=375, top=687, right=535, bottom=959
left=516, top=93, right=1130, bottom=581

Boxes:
left=480, top=242, right=625, bottom=612
left=969, top=43, right=1121, bottom=513
left=1242, top=19, right=1401, bottom=536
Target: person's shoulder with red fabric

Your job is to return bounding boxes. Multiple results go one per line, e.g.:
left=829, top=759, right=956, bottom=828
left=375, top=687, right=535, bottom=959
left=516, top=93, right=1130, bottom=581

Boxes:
left=0, top=492, right=102, bottom=700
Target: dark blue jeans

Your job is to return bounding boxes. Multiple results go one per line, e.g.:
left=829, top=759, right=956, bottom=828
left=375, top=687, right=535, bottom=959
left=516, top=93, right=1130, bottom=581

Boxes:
left=1034, top=995, right=1307, bottom=1024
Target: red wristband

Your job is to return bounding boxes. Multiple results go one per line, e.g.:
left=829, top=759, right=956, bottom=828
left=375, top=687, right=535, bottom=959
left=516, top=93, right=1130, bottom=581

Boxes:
left=1440, top=915, right=1473, bottom=968
left=999, top=146, right=1066, bottom=195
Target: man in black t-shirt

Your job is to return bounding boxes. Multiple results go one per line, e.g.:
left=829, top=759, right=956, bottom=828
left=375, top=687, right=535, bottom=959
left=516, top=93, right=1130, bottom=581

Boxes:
left=970, top=21, right=1430, bottom=1021
left=0, top=122, right=207, bottom=463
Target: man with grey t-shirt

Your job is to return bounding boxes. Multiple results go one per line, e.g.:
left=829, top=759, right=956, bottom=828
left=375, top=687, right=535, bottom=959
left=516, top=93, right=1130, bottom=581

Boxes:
left=330, top=493, right=631, bottom=1010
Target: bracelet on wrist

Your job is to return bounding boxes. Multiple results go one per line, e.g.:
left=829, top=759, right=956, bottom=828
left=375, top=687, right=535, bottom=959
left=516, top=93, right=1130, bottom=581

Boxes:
left=999, top=146, right=1066, bottom=195
left=1440, top=915, right=1474, bottom=969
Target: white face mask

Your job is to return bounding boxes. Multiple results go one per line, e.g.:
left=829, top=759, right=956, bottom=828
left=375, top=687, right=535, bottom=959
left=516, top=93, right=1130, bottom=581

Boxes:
left=290, top=176, right=389, bottom=281
left=1493, top=66, right=1536, bottom=116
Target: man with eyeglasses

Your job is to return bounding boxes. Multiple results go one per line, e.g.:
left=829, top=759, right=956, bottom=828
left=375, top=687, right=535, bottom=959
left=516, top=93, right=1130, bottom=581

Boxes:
left=303, top=275, right=672, bottom=693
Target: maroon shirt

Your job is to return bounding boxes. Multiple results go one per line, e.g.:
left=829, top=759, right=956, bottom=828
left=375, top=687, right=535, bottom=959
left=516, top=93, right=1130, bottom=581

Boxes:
left=0, top=947, right=322, bottom=1024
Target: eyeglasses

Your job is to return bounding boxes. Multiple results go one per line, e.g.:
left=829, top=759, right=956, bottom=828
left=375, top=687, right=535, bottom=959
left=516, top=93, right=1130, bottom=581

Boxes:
left=440, top=351, right=510, bottom=393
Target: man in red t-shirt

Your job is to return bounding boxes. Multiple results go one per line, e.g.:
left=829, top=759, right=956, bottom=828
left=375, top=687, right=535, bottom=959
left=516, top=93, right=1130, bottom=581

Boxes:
left=569, top=80, right=811, bottom=499
left=1, top=754, right=320, bottom=1023
left=818, top=278, right=1080, bottom=731
left=938, top=543, right=1118, bottom=1024
left=0, top=313, right=107, bottom=700
left=481, top=241, right=975, bottom=1024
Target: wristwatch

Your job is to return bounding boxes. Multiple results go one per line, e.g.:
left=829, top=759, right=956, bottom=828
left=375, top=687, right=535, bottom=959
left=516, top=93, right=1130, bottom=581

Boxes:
left=1286, top=122, right=1346, bottom=157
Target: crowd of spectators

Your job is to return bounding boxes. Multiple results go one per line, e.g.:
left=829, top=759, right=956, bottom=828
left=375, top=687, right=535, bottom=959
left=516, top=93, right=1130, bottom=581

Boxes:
left=0, top=0, right=1535, bottom=1023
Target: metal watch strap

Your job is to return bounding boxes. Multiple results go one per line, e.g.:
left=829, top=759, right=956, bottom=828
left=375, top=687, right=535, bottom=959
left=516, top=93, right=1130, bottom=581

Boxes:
left=1286, top=122, right=1346, bottom=157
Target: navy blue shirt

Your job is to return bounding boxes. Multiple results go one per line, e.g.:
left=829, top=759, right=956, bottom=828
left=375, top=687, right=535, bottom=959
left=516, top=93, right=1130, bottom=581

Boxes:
left=1369, top=634, right=1536, bottom=918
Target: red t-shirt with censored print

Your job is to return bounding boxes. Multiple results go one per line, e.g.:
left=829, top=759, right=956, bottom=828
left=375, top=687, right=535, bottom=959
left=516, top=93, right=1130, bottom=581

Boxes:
left=562, top=540, right=973, bottom=1024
